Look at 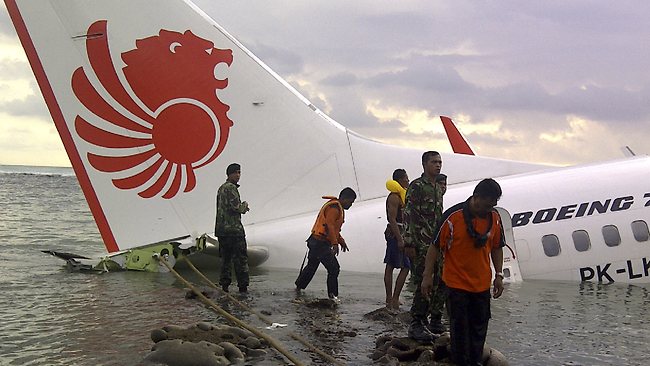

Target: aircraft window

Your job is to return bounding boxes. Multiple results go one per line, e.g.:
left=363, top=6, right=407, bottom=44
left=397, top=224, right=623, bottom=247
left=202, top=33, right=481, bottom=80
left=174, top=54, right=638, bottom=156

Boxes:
left=602, top=225, right=621, bottom=247
left=631, top=220, right=650, bottom=242
left=572, top=230, right=591, bottom=252
left=542, top=235, right=561, bottom=257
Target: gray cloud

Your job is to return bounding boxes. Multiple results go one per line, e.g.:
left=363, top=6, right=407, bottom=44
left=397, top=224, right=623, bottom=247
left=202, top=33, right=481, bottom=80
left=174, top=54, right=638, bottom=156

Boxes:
left=320, top=72, right=359, bottom=87
left=0, top=92, right=49, bottom=118
left=244, top=42, right=306, bottom=76
left=2, top=0, right=650, bottom=165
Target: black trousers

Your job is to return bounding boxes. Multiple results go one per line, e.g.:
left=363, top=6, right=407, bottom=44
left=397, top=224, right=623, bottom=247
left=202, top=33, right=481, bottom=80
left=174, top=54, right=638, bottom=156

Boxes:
left=295, top=236, right=340, bottom=296
left=446, top=287, right=491, bottom=366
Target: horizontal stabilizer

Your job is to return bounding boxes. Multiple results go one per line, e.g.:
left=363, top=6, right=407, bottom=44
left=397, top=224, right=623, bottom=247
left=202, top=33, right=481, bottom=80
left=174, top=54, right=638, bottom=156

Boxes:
left=42, top=250, right=91, bottom=261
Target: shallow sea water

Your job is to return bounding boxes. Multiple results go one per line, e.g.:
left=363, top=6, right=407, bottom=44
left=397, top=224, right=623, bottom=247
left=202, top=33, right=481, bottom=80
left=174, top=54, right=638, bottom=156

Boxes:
left=1, top=166, right=649, bottom=365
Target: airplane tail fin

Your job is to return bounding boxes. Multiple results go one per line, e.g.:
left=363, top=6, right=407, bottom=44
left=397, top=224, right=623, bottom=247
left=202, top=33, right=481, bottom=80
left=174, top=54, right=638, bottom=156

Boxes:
left=440, top=116, right=475, bottom=155
left=5, top=0, right=362, bottom=253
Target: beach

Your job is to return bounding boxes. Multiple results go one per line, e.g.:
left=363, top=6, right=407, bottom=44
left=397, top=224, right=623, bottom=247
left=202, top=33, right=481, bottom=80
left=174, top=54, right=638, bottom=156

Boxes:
left=1, top=165, right=649, bottom=365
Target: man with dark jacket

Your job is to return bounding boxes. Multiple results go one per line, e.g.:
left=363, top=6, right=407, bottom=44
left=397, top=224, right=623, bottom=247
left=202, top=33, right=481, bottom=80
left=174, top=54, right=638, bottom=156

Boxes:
left=215, top=163, right=250, bottom=293
left=404, top=151, right=445, bottom=342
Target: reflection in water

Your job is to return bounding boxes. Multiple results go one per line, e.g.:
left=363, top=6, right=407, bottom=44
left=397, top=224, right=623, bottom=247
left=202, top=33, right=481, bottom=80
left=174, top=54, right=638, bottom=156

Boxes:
left=489, top=280, right=650, bottom=365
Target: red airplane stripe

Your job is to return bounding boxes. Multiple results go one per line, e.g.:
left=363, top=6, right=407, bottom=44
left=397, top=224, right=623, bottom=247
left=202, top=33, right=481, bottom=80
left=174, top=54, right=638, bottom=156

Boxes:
left=72, top=68, right=151, bottom=134
left=162, top=165, right=183, bottom=199
left=183, top=165, right=196, bottom=192
left=75, top=116, right=151, bottom=148
left=112, top=156, right=164, bottom=190
left=87, top=149, right=157, bottom=173
left=138, top=161, right=174, bottom=198
left=85, top=21, right=155, bottom=124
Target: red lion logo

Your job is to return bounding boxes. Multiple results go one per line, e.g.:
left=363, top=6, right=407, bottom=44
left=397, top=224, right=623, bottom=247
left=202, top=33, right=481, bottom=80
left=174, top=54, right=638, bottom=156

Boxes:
left=72, top=20, right=233, bottom=199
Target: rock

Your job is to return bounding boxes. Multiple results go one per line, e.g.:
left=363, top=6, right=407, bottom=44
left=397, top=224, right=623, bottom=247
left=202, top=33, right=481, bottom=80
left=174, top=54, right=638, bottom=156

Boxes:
left=375, top=354, right=400, bottom=365
left=375, top=334, right=392, bottom=348
left=196, top=322, right=212, bottom=331
left=370, top=348, right=386, bottom=361
left=143, top=339, right=228, bottom=366
left=369, top=334, right=509, bottom=365
left=150, top=329, right=168, bottom=343
left=243, top=336, right=262, bottom=349
left=485, top=347, right=509, bottom=366
left=225, top=325, right=254, bottom=339
left=218, top=341, right=244, bottom=364
left=386, top=344, right=418, bottom=361
left=245, top=348, right=267, bottom=358
left=432, top=333, right=451, bottom=359
left=162, top=325, right=184, bottom=333
left=416, top=349, right=435, bottom=362
left=141, top=322, right=271, bottom=365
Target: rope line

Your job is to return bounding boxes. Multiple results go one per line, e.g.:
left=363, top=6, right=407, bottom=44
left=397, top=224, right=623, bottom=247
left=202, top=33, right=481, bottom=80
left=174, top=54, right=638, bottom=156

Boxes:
left=181, top=256, right=346, bottom=366
left=156, top=256, right=305, bottom=366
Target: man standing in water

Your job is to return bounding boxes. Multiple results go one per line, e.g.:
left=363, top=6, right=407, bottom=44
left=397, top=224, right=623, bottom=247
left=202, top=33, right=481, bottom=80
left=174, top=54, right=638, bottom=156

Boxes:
left=383, top=169, right=411, bottom=311
left=295, top=187, right=357, bottom=302
left=215, top=163, right=250, bottom=293
left=422, top=178, right=505, bottom=366
left=404, top=151, right=444, bottom=342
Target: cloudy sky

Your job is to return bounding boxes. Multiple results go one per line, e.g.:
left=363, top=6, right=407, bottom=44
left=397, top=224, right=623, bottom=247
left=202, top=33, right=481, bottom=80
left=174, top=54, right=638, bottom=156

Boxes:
left=1, top=0, right=649, bottom=167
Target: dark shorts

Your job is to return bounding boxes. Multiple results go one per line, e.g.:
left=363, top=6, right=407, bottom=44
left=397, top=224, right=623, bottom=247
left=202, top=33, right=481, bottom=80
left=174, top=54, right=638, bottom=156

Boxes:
left=384, top=237, right=411, bottom=269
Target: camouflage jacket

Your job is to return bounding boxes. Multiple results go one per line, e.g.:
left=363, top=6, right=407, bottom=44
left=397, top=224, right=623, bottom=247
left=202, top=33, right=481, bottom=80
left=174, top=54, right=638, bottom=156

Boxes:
left=215, top=181, right=248, bottom=237
left=403, top=173, right=443, bottom=248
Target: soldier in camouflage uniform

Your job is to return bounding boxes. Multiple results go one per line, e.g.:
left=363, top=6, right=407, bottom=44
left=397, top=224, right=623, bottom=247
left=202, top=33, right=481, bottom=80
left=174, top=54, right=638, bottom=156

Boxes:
left=215, top=163, right=250, bottom=293
left=404, top=151, right=445, bottom=342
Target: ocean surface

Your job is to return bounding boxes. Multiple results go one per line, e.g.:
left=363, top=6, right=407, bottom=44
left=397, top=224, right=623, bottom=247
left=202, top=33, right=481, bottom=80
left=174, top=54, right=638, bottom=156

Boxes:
left=1, top=164, right=649, bottom=365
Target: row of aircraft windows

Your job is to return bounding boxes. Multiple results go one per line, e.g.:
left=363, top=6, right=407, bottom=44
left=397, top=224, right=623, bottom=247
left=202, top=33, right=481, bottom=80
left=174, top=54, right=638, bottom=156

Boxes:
left=542, top=220, right=649, bottom=257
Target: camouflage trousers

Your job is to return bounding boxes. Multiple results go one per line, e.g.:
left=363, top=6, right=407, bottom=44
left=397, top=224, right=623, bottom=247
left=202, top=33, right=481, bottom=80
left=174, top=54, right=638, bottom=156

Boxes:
left=218, top=236, right=249, bottom=288
left=410, top=243, right=447, bottom=323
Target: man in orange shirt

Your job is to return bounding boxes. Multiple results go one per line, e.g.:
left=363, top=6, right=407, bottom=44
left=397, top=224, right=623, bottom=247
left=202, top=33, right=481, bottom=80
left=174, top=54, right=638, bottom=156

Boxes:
left=422, top=178, right=505, bottom=366
left=295, top=187, right=356, bottom=301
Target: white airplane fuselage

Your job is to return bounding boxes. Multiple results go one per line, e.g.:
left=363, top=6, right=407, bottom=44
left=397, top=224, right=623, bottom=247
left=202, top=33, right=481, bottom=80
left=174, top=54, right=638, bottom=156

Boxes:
left=248, top=156, right=650, bottom=284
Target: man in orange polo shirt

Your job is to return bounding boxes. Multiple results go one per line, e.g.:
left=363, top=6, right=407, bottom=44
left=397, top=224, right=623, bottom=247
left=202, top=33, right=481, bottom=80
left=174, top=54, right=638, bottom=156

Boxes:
left=295, top=187, right=356, bottom=301
left=422, top=178, right=505, bottom=366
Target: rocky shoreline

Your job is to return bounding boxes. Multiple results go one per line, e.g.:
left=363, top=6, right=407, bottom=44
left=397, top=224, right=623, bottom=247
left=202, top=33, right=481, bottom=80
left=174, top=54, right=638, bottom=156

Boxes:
left=136, top=299, right=509, bottom=365
left=136, top=288, right=508, bottom=366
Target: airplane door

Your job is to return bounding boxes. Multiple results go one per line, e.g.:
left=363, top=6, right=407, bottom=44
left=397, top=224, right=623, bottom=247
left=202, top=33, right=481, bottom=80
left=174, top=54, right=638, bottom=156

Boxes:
left=495, top=207, right=523, bottom=282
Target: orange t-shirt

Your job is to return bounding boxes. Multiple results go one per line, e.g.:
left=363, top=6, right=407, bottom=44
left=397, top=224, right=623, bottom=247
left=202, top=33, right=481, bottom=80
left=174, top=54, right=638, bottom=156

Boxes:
left=436, top=203, right=504, bottom=293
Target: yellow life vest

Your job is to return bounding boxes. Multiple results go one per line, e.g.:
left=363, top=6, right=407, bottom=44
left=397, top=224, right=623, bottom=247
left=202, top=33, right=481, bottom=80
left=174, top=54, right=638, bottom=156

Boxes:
left=386, top=180, right=406, bottom=205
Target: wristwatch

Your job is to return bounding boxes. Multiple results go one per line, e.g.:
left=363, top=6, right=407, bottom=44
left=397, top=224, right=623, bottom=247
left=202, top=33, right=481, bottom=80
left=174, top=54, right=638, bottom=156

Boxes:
left=495, top=272, right=504, bottom=279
